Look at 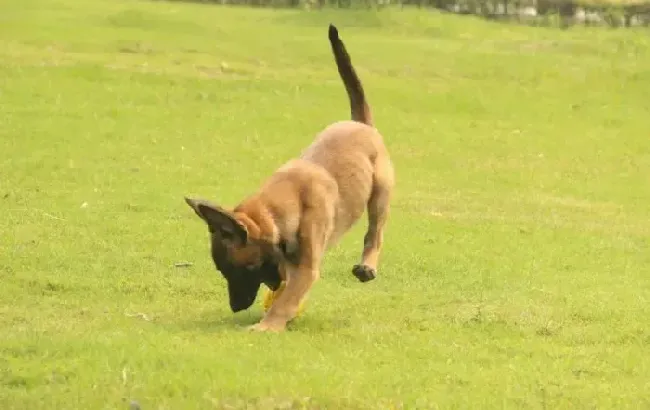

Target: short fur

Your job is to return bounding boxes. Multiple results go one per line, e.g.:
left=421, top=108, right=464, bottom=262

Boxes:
left=185, top=24, right=394, bottom=332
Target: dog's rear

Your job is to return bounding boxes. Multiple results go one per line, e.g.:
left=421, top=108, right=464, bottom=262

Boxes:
left=301, top=24, right=394, bottom=282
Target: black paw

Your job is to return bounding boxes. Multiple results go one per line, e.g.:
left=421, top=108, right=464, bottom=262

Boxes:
left=352, top=264, right=376, bottom=283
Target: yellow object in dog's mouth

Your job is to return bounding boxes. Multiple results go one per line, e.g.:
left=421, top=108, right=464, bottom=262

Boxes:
left=261, top=281, right=306, bottom=316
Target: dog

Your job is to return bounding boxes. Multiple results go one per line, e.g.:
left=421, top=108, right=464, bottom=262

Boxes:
left=185, top=24, right=394, bottom=332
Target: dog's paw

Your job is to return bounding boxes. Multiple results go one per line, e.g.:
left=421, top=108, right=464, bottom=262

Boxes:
left=246, top=321, right=286, bottom=333
left=352, top=264, right=376, bottom=283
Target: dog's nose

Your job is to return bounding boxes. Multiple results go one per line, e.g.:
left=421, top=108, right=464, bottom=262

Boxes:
left=229, top=296, right=255, bottom=313
left=227, top=278, right=260, bottom=313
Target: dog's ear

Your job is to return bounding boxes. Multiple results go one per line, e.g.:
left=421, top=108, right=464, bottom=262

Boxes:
left=184, top=197, right=248, bottom=244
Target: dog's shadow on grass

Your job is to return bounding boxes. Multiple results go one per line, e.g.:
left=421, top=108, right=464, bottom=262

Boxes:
left=159, top=308, right=351, bottom=334
left=167, top=309, right=262, bottom=333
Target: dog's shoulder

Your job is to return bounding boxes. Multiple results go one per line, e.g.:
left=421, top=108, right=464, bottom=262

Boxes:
left=258, top=159, right=338, bottom=208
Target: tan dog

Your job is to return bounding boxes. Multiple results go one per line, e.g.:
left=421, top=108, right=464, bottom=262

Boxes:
left=185, top=24, right=394, bottom=332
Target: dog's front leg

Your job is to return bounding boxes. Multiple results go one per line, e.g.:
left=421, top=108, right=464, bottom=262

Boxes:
left=249, top=209, right=330, bottom=332
left=249, top=262, right=319, bottom=332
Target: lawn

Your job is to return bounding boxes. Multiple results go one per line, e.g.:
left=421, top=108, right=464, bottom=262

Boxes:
left=1, top=0, right=649, bottom=408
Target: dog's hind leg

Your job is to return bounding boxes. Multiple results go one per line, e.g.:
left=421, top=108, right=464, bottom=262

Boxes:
left=352, top=157, right=394, bottom=283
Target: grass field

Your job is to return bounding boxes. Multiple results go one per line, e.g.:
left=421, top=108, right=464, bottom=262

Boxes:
left=1, top=0, right=650, bottom=408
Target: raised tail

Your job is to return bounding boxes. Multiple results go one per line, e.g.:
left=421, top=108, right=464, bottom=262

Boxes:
left=328, top=24, right=373, bottom=127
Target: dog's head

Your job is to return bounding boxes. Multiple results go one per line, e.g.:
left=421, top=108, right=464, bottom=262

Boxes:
left=184, top=197, right=282, bottom=312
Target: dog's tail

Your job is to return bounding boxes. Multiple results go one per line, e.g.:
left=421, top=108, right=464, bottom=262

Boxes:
left=328, top=24, right=373, bottom=127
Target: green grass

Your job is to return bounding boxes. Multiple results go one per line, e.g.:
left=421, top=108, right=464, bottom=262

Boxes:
left=1, top=0, right=650, bottom=408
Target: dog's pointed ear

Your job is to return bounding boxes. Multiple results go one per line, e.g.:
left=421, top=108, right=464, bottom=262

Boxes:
left=184, top=197, right=248, bottom=244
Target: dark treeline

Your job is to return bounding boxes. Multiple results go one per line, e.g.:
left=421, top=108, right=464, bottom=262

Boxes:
left=171, top=0, right=650, bottom=28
